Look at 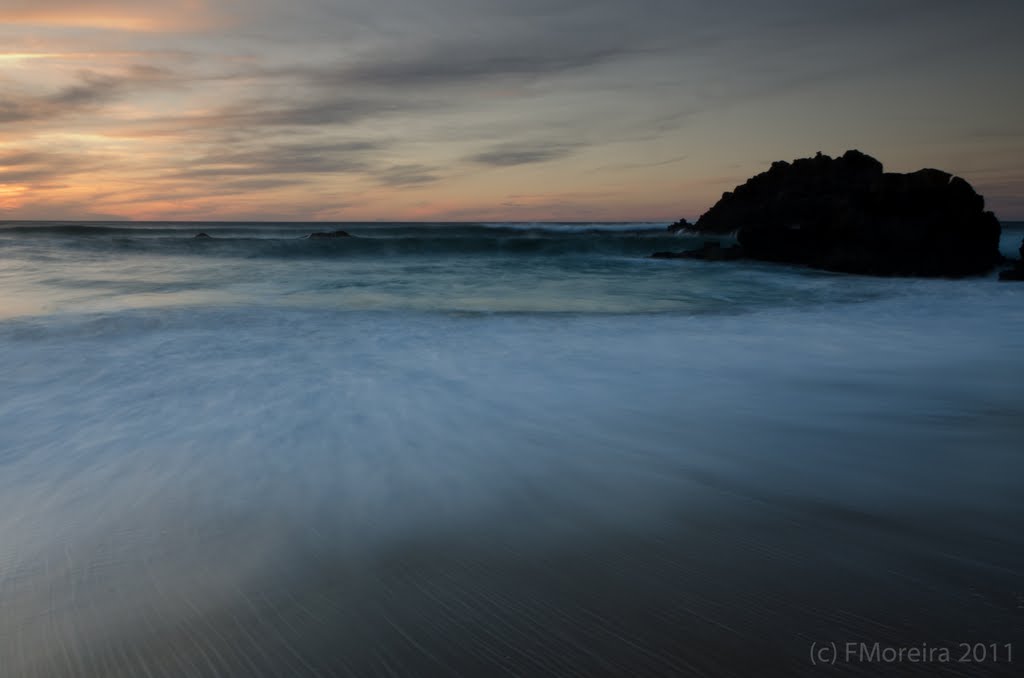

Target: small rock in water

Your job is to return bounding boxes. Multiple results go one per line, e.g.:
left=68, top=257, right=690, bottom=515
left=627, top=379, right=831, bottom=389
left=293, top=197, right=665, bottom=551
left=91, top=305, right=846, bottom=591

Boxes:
left=307, top=230, right=352, bottom=239
left=194, top=232, right=212, bottom=239
left=666, top=218, right=691, bottom=234
left=651, top=241, right=744, bottom=261
left=998, top=238, right=1024, bottom=281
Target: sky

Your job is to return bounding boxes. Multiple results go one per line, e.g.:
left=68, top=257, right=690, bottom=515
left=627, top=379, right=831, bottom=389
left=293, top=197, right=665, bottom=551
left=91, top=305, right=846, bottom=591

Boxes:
left=1, top=0, right=1023, bottom=222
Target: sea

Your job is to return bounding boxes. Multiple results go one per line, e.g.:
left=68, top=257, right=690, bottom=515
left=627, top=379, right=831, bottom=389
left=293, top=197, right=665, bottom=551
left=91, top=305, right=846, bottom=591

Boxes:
left=1, top=221, right=1022, bottom=677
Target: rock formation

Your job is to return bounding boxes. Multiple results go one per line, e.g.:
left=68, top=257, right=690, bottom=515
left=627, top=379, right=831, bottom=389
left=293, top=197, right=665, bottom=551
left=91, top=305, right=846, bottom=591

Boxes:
left=680, top=150, right=1002, bottom=277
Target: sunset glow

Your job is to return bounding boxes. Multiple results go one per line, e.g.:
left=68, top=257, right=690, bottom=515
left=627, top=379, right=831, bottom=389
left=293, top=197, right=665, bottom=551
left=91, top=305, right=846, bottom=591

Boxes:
left=2, top=1, right=1022, bottom=221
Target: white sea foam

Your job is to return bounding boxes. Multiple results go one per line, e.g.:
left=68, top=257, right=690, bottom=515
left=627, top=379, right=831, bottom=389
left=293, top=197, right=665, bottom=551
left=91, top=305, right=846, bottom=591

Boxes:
left=2, top=282, right=1021, bottom=556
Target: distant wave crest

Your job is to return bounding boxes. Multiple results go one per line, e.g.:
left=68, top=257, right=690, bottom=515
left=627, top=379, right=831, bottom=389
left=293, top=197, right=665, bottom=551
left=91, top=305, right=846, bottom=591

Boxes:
left=0, top=222, right=688, bottom=259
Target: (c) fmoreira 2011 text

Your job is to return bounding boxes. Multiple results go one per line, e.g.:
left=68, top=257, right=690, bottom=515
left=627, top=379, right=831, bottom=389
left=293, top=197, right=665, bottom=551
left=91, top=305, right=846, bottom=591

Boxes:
left=811, top=642, right=1014, bottom=666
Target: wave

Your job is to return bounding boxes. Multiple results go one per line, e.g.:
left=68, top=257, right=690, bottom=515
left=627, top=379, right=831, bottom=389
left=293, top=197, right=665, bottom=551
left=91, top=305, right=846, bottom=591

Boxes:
left=1, top=221, right=672, bottom=236
left=1, top=224, right=147, bottom=236
left=141, top=235, right=689, bottom=259
left=479, top=222, right=670, bottom=233
left=1, top=222, right=694, bottom=259
left=0, top=223, right=298, bottom=237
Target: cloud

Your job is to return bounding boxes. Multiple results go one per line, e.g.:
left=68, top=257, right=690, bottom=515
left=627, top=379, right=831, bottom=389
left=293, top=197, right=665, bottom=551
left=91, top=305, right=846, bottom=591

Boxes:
left=0, top=1, right=219, bottom=32
left=0, top=72, right=122, bottom=124
left=0, top=66, right=177, bottom=125
left=469, top=144, right=579, bottom=167
left=375, top=164, right=441, bottom=187
left=216, top=177, right=304, bottom=191
left=0, top=149, right=98, bottom=183
left=132, top=92, right=439, bottom=140
left=329, top=42, right=632, bottom=89
left=170, top=139, right=443, bottom=194
left=3, top=0, right=1024, bottom=219
left=590, top=153, right=689, bottom=173
left=175, top=141, right=387, bottom=179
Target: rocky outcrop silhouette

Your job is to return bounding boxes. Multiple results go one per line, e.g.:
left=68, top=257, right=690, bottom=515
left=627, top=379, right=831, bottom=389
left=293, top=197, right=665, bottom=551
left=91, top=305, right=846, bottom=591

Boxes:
left=682, top=151, right=1002, bottom=277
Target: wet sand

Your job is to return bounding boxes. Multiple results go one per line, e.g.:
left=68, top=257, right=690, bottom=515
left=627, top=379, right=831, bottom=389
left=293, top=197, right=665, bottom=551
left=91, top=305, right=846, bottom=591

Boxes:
left=2, top=459, right=1021, bottom=677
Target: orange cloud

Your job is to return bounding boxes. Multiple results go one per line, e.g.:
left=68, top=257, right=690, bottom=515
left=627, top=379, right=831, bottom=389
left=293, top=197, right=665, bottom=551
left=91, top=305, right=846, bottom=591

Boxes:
left=0, top=53, right=65, bottom=62
left=0, top=184, right=30, bottom=209
left=0, top=1, right=216, bottom=32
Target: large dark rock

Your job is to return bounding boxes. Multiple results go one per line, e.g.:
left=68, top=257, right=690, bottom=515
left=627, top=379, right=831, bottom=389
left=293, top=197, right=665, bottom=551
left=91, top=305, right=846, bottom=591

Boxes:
left=684, top=150, right=1002, bottom=277
left=998, top=238, right=1024, bottom=281
left=307, top=230, right=352, bottom=239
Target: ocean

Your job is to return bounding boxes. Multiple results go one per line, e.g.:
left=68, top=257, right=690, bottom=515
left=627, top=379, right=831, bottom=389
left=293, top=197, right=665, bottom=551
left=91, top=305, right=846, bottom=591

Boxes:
left=1, top=221, right=1022, bottom=676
